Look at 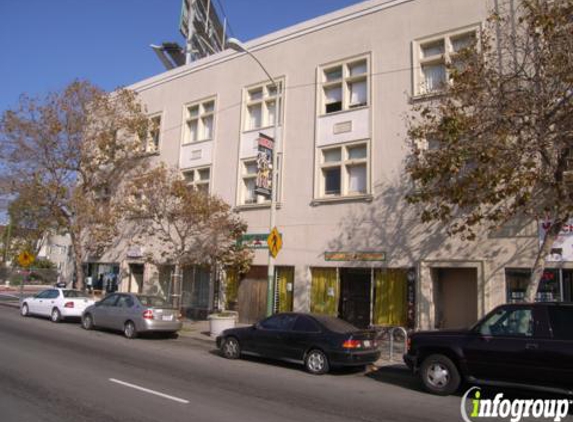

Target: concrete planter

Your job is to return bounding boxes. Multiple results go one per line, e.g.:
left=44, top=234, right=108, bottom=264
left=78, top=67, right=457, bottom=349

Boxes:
left=208, top=312, right=238, bottom=338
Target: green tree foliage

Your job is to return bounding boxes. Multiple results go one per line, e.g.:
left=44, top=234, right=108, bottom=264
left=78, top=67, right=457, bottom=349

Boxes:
left=406, top=0, right=573, bottom=301
left=0, top=81, right=150, bottom=290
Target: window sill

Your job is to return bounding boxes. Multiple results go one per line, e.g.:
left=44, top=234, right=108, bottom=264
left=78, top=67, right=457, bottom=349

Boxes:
left=410, top=91, right=447, bottom=103
left=311, top=194, right=373, bottom=206
left=140, top=150, right=160, bottom=158
left=181, top=138, right=213, bottom=146
left=318, top=105, right=369, bottom=118
left=234, top=202, right=282, bottom=211
left=242, top=125, right=281, bottom=135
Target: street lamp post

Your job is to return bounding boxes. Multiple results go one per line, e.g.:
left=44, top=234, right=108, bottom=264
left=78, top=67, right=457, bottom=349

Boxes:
left=227, top=38, right=280, bottom=317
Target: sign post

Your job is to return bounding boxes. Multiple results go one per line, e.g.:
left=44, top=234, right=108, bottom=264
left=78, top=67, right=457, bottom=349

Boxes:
left=17, top=251, right=35, bottom=304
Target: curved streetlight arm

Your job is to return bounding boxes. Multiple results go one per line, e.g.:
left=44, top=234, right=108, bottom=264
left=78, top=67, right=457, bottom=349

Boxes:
left=226, top=38, right=277, bottom=88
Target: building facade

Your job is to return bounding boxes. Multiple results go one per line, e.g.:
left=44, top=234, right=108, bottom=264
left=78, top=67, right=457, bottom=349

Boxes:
left=94, top=0, right=570, bottom=329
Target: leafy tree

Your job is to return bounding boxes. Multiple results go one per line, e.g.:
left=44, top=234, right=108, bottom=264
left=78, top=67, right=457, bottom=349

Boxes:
left=0, top=80, right=150, bottom=290
left=406, top=0, right=572, bottom=302
left=122, top=164, right=252, bottom=309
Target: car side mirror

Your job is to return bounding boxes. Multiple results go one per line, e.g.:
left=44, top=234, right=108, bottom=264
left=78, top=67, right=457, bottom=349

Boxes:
left=253, top=323, right=260, bottom=330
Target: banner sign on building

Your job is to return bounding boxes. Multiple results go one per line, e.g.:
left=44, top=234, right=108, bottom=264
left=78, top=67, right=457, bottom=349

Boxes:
left=255, top=133, right=274, bottom=199
left=324, top=251, right=386, bottom=262
left=240, top=233, right=270, bottom=249
left=538, top=219, right=573, bottom=262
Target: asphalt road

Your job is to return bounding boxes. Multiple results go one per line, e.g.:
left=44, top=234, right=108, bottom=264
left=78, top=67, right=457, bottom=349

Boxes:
left=0, top=305, right=464, bottom=422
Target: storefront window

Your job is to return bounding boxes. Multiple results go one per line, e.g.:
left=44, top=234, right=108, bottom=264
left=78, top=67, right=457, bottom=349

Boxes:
left=505, top=268, right=570, bottom=303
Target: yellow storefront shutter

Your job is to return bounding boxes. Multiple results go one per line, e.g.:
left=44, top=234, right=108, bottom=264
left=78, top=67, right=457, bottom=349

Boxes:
left=373, top=269, right=407, bottom=326
left=277, top=267, right=294, bottom=313
left=225, top=268, right=239, bottom=310
left=310, top=268, right=339, bottom=316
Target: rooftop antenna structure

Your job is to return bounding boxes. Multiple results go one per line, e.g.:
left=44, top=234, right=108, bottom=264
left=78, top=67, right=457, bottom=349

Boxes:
left=151, top=0, right=229, bottom=70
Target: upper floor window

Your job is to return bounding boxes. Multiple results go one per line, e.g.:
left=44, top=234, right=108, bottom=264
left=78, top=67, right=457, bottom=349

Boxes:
left=239, top=159, right=269, bottom=205
left=320, top=57, right=369, bottom=115
left=183, top=167, right=210, bottom=194
left=184, top=98, right=215, bottom=144
left=143, top=114, right=162, bottom=153
left=318, top=141, right=369, bottom=198
left=243, top=81, right=283, bottom=131
left=414, top=28, right=477, bottom=96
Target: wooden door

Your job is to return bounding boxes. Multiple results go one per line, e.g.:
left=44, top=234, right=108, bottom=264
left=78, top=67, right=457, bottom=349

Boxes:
left=238, top=268, right=267, bottom=324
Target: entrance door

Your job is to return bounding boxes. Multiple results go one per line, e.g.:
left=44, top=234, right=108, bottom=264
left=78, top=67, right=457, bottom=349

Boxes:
left=339, top=268, right=371, bottom=328
left=434, top=268, right=478, bottom=329
left=129, top=264, right=144, bottom=293
left=238, top=266, right=268, bottom=324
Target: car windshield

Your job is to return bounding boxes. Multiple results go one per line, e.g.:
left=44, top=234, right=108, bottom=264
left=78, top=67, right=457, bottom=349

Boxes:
left=137, top=295, right=170, bottom=308
left=312, top=315, right=358, bottom=333
left=63, top=290, right=88, bottom=298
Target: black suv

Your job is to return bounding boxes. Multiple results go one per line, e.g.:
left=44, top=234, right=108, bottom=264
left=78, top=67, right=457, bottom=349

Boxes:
left=404, top=303, right=573, bottom=395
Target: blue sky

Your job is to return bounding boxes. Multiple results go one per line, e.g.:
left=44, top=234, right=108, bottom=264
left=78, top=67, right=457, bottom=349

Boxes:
left=0, top=0, right=364, bottom=114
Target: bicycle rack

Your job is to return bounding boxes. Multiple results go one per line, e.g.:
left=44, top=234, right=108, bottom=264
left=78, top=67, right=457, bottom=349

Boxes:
left=388, top=326, right=408, bottom=361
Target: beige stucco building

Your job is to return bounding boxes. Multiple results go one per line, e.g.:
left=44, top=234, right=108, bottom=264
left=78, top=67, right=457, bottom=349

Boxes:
left=88, top=0, right=572, bottom=329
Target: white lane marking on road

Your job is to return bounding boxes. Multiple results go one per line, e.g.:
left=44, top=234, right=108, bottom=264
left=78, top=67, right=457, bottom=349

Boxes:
left=109, top=378, right=189, bottom=404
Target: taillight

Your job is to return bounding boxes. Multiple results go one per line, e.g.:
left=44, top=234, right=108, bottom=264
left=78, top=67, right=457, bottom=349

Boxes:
left=64, top=302, right=74, bottom=308
left=178, top=312, right=183, bottom=320
left=342, top=339, right=362, bottom=349
left=142, top=309, right=154, bottom=320
left=406, top=338, right=412, bottom=352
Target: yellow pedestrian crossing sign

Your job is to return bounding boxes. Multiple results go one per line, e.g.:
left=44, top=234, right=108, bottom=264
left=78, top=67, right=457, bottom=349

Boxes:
left=267, top=227, right=282, bottom=258
left=18, top=251, right=35, bottom=268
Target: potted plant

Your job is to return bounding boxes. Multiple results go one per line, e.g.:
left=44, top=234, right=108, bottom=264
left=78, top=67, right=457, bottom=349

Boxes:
left=208, top=310, right=238, bottom=338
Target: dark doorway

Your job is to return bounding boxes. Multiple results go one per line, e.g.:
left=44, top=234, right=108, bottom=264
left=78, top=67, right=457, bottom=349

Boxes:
left=339, top=268, right=371, bottom=328
left=129, top=264, right=144, bottom=293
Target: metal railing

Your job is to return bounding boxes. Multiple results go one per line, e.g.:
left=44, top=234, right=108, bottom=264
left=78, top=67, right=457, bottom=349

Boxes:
left=388, top=326, right=408, bottom=361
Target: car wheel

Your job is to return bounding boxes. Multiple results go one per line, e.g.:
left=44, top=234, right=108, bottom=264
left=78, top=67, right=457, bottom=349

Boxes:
left=82, top=314, right=94, bottom=330
left=124, top=321, right=137, bottom=339
left=20, top=303, right=29, bottom=317
left=420, top=354, right=461, bottom=396
left=50, top=308, right=62, bottom=323
left=305, top=349, right=329, bottom=375
left=221, top=337, right=241, bottom=359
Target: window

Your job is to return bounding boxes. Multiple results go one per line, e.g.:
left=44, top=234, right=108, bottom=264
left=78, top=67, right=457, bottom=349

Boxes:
left=184, top=98, right=215, bottom=143
left=144, top=115, right=162, bottom=153
left=183, top=167, right=210, bottom=194
left=240, top=159, right=269, bottom=205
left=414, top=29, right=476, bottom=95
left=292, top=316, right=321, bottom=333
left=243, top=81, right=283, bottom=131
left=320, top=57, right=368, bottom=114
left=259, top=314, right=297, bottom=331
left=319, top=142, right=369, bottom=198
left=548, top=307, right=573, bottom=340
left=477, top=308, right=534, bottom=337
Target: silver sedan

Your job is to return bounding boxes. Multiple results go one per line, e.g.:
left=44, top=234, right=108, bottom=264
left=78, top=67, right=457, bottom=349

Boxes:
left=81, top=293, right=182, bottom=339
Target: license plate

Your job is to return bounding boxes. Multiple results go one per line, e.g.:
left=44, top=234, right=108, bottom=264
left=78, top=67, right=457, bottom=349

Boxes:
left=363, top=340, right=371, bottom=347
left=162, top=315, right=173, bottom=321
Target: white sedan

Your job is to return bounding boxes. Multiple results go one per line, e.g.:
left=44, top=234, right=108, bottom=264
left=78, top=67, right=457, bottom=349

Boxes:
left=21, top=288, right=95, bottom=322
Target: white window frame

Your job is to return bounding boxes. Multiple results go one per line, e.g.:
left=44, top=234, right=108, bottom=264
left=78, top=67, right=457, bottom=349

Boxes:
left=242, top=80, right=284, bottom=132
left=413, top=25, right=479, bottom=96
left=183, top=166, right=211, bottom=194
left=183, top=97, right=216, bottom=144
left=145, top=114, right=162, bottom=153
left=317, top=141, right=370, bottom=199
left=319, top=55, right=369, bottom=115
left=238, top=158, right=270, bottom=206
